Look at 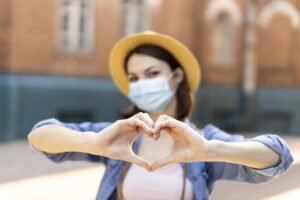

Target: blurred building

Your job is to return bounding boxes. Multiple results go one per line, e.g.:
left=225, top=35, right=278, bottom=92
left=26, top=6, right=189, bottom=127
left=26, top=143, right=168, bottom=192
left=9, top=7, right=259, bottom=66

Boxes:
left=1, top=0, right=300, bottom=141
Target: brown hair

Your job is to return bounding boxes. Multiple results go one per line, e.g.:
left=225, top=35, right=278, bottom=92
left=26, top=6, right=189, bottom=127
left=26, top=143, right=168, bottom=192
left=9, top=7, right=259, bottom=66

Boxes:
left=120, top=44, right=194, bottom=121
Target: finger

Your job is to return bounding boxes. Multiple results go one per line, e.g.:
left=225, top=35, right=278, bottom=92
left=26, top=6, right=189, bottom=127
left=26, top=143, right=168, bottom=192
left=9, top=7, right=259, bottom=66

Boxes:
left=154, top=114, right=169, bottom=129
left=153, top=115, right=175, bottom=133
left=152, top=115, right=170, bottom=139
left=133, top=112, right=154, bottom=130
left=153, top=119, right=175, bottom=136
left=127, top=152, right=151, bottom=171
left=139, top=112, right=154, bottom=129
left=136, top=113, right=158, bottom=140
left=153, top=131, right=161, bottom=141
left=152, top=127, right=169, bottom=141
left=149, top=154, right=176, bottom=171
left=128, top=119, right=153, bottom=137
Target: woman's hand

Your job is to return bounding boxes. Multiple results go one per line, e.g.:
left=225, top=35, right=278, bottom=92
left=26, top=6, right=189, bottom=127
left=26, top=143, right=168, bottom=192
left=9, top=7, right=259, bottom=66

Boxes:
left=150, top=115, right=212, bottom=171
left=94, top=112, right=154, bottom=170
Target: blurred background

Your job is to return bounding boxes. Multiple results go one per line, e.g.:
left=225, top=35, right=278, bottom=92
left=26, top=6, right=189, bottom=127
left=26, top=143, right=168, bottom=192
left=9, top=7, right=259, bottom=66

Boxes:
left=0, top=0, right=299, bottom=199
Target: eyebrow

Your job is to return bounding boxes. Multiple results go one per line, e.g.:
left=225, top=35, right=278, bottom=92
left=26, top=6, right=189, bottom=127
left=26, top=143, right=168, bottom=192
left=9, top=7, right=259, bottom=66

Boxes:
left=128, top=66, right=158, bottom=75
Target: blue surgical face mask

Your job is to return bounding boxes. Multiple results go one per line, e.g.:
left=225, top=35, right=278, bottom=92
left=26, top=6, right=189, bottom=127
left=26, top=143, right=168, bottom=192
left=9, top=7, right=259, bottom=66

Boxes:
left=128, top=72, right=176, bottom=113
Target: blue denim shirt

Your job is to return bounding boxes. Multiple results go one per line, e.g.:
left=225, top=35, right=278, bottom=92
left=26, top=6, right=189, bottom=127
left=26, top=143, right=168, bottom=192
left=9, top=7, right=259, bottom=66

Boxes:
left=29, top=118, right=294, bottom=200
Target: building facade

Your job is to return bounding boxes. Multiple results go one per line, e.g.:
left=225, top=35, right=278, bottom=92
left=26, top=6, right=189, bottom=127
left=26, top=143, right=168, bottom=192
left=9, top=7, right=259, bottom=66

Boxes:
left=1, top=0, right=300, bottom=141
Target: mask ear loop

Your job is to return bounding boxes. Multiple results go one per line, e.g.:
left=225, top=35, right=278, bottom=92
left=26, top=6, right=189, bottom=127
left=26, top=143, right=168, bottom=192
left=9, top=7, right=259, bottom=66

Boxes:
left=167, top=69, right=181, bottom=93
left=167, top=70, right=176, bottom=80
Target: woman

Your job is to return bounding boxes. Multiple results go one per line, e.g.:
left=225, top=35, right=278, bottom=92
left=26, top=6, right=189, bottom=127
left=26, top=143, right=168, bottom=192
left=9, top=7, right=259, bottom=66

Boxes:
left=28, top=31, right=293, bottom=200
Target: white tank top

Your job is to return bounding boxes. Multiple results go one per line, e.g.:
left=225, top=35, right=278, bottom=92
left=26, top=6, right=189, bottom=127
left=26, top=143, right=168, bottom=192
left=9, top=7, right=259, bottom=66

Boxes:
left=122, top=163, right=193, bottom=200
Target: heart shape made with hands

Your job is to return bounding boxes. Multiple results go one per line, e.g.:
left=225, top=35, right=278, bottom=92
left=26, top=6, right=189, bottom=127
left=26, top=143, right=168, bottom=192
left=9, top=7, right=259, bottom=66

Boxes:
left=138, top=128, right=174, bottom=168
left=127, top=114, right=203, bottom=172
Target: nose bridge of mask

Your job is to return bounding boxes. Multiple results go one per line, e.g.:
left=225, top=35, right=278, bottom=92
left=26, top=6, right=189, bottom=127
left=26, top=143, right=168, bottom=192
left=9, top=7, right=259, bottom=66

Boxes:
left=128, top=71, right=177, bottom=95
left=132, top=72, right=172, bottom=86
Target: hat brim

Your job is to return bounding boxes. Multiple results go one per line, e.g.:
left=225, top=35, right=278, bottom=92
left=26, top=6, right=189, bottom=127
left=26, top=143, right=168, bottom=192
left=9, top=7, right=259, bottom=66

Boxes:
left=109, top=31, right=201, bottom=96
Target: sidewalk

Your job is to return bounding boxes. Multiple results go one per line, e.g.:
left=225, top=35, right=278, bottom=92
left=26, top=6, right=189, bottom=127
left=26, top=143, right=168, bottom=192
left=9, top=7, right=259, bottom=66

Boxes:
left=0, top=134, right=299, bottom=200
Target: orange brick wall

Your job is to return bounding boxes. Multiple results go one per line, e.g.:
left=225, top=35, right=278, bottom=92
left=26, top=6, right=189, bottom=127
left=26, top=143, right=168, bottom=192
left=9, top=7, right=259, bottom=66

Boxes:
left=150, top=0, right=198, bottom=52
left=2, top=0, right=300, bottom=88
left=8, top=0, right=121, bottom=78
left=256, top=0, right=300, bottom=88
left=194, top=0, right=247, bottom=86
left=0, top=0, right=10, bottom=70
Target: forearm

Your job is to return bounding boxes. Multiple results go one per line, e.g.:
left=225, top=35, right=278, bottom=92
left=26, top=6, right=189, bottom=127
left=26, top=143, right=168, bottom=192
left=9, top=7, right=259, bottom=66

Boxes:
left=28, top=124, right=99, bottom=154
left=207, top=140, right=281, bottom=169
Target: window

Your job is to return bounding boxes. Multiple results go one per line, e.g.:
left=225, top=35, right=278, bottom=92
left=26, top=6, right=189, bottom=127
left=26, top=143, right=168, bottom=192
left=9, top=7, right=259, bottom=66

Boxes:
left=58, top=0, right=94, bottom=53
left=212, top=12, right=235, bottom=68
left=122, top=0, right=149, bottom=36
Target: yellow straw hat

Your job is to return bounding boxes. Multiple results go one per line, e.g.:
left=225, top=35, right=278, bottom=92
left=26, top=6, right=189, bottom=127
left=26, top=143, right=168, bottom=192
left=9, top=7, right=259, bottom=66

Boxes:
left=109, top=31, right=201, bottom=96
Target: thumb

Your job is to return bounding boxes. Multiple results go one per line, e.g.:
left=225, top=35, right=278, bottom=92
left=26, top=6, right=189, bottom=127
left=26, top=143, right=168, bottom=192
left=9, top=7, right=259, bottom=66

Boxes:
left=127, top=151, right=151, bottom=171
left=149, top=154, right=176, bottom=171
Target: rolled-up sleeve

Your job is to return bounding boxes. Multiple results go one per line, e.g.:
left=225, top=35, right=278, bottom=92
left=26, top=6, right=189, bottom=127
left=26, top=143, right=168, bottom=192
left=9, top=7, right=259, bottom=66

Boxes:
left=203, top=124, right=294, bottom=189
left=248, top=134, right=294, bottom=177
left=28, top=118, right=111, bottom=164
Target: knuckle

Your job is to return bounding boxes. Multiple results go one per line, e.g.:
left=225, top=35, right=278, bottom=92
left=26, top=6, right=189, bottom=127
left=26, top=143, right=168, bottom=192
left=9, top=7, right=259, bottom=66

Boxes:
left=162, top=114, right=169, bottom=118
left=166, top=119, right=172, bottom=123
left=116, top=119, right=124, bottom=126
left=156, top=117, right=163, bottom=123
left=163, top=120, right=171, bottom=126
left=160, top=114, right=166, bottom=119
left=132, top=118, right=139, bottom=124
left=132, top=112, right=141, bottom=119
left=137, top=112, right=144, bottom=117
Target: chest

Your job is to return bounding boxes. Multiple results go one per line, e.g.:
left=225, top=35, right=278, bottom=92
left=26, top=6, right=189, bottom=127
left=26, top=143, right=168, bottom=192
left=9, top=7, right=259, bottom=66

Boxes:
left=122, top=163, right=193, bottom=200
left=102, top=157, right=210, bottom=200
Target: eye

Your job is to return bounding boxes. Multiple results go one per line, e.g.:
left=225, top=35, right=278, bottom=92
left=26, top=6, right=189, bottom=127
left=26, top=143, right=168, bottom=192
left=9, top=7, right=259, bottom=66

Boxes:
left=147, top=71, right=160, bottom=78
left=128, top=76, right=138, bottom=82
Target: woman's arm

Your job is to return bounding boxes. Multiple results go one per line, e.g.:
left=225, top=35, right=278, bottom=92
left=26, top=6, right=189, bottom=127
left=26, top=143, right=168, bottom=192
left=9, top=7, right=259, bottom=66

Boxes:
left=207, top=139, right=280, bottom=169
left=28, top=124, right=101, bottom=155
left=28, top=113, right=155, bottom=170
left=28, top=118, right=112, bottom=164
left=150, top=116, right=293, bottom=182
left=203, top=124, right=294, bottom=188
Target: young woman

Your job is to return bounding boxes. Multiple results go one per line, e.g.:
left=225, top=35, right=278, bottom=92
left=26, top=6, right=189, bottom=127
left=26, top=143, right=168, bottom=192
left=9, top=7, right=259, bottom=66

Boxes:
left=28, top=31, right=293, bottom=200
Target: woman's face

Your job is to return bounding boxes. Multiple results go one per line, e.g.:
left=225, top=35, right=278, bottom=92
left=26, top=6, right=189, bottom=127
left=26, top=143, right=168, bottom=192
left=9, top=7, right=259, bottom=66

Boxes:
left=126, top=53, right=183, bottom=92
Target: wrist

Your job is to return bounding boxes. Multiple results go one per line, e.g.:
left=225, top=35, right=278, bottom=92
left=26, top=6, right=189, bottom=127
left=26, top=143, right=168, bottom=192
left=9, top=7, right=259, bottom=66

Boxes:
left=205, top=140, right=226, bottom=162
left=77, top=131, right=101, bottom=155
